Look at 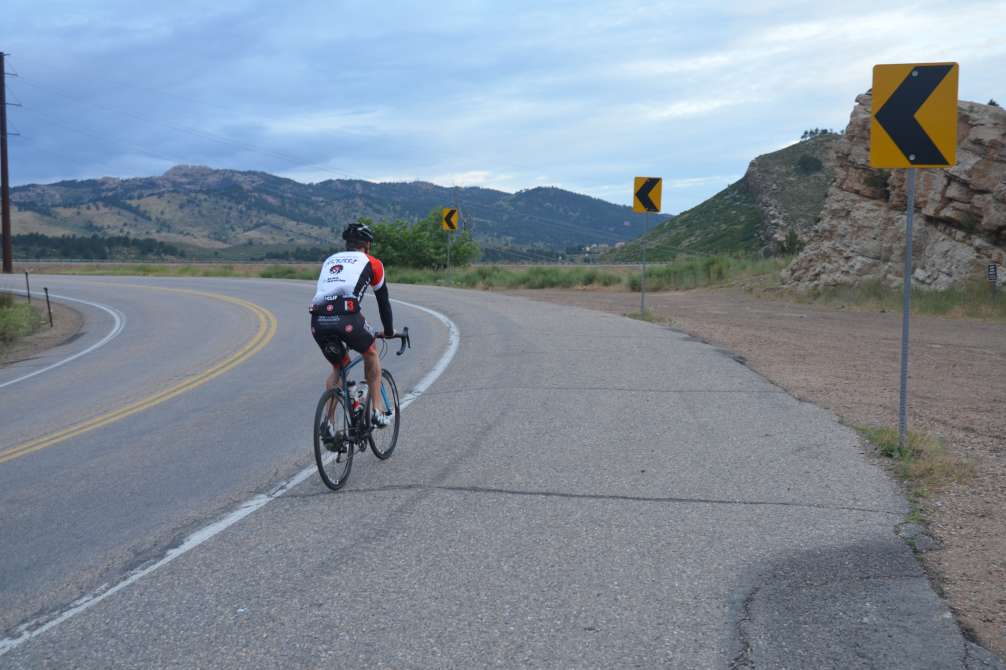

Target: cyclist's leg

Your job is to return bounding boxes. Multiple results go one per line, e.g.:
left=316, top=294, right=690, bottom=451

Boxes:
left=362, top=345, right=385, bottom=414
left=311, top=314, right=350, bottom=421
left=339, top=315, right=385, bottom=414
left=325, top=355, right=349, bottom=391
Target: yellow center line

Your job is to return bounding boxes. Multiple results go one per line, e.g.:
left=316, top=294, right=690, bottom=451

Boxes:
left=0, top=286, right=278, bottom=466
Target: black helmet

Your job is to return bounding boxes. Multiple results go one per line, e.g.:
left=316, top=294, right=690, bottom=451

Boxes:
left=342, top=222, right=375, bottom=244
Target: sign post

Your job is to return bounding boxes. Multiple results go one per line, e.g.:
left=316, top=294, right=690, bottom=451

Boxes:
left=989, top=263, right=999, bottom=300
left=870, top=62, right=958, bottom=449
left=442, top=208, right=459, bottom=282
left=633, top=177, right=662, bottom=314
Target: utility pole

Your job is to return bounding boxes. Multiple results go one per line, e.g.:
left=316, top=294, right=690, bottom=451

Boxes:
left=1, top=52, right=12, bottom=273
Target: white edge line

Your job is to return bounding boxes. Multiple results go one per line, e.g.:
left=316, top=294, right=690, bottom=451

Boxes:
left=0, top=297, right=459, bottom=656
left=0, top=290, right=126, bottom=390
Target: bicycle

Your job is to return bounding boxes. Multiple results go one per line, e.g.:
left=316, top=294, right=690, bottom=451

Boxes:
left=313, top=328, right=411, bottom=490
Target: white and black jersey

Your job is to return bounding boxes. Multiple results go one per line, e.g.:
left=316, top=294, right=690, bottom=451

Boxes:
left=310, top=251, right=394, bottom=354
left=312, top=251, right=386, bottom=303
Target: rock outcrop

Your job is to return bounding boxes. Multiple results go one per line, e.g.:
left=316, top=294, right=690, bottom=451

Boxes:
left=745, top=133, right=838, bottom=254
left=784, top=95, right=1006, bottom=289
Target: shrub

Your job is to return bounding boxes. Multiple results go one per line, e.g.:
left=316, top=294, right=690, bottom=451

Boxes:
left=780, top=229, right=805, bottom=255
left=0, top=295, right=42, bottom=343
left=795, top=155, right=823, bottom=175
left=864, top=171, right=889, bottom=191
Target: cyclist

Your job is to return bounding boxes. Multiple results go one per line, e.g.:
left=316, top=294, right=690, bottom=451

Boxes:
left=310, top=222, right=394, bottom=427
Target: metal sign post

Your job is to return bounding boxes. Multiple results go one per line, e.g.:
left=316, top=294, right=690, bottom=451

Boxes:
left=43, top=286, right=53, bottom=327
left=640, top=212, right=648, bottom=313
left=898, top=169, right=917, bottom=447
left=633, top=177, right=662, bottom=315
left=988, top=263, right=998, bottom=301
left=870, top=62, right=958, bottom=450
left=441, top=208, right=459, bottom=283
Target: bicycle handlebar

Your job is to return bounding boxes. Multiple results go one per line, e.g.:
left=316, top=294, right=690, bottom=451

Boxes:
left=376, top=327, right=411, bottom=356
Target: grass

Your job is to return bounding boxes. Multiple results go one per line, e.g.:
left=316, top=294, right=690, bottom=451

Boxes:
left=795, top=278, right=1006, bottom=320
left=629, top=255, right=790, bottom=292
left=856, top=424, right=976, bottom=495
left=393, top=265, right=626, bottom=290
left=49, top=263, right=245, bottom=277
left=25, top=261, right=318, bottom=281
left=391, top=255, right=790, bottom=292
left=258, top=265, right=316, bottom=280
left=0, top=292, right=43, bottom=347
left=624, top=310, right=671, bottom=324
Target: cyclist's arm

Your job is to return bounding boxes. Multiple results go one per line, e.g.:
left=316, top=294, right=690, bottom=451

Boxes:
left=369, top=255, right=394, bottom=336
left=374, top=284, right=394, bottom=336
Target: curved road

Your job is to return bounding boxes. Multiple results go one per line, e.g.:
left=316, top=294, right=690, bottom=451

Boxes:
left=0, top=276, right=999, bottom=669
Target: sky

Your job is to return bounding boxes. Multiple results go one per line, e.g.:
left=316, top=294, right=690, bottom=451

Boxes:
left=2, top=0, right=1004, bottom=212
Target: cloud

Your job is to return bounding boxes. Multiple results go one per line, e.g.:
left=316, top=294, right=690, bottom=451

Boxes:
left=263, top=110, right=387, bottom=136
left=637, top=97, right=753, bottom=121
left=5, top=0, right=1006, bottom=214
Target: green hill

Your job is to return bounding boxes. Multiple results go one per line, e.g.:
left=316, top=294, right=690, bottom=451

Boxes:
left=608, top=133, right=838, bottom=261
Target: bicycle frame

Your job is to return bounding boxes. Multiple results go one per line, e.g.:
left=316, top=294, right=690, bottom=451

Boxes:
left=332, top=329, right=410, bottom=438
left=314, top=327, right=409, bottom=489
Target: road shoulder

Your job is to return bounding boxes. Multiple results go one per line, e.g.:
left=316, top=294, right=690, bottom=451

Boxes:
left=505, top=286, right=1006, bottom=662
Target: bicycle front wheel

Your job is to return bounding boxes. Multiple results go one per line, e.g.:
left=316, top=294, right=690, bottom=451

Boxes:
left=367, top=369, right=400, bottom=460
left=314, top=388, right=353, bottom=490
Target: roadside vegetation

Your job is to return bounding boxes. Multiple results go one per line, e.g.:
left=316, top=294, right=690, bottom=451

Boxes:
left=370, top=212, right=479, bottom=268
left=26, top=253, right=788, bottom=291
left=794, top=279, right=1006, bottom=320
left=21, top=251, right=1004, bottom=321
left=856, top=424, right=975, bottom=497
left=13, top=233, right=184, bottom=260
left=390, top=254, right=792, bottom=291
left=0, top=292, right=43, bottom=351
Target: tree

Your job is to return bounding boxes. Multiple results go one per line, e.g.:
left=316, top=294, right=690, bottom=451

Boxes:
left=780, top=228, right=804, bottom=255
left=990, top=99, right=1000, bottom=107
left=370, top=211, right=479, bottom=269
left=800, top=128, right=836, bottom=140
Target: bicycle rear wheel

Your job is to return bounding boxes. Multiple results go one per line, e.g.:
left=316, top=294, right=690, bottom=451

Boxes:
left=367, top=369, right=400, bottom=460
left=314, top=388, right=353, bottom=490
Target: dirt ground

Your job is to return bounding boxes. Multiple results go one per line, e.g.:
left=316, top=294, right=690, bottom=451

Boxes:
left=509, top=287, right=1006, bottom=658
left=0, top=300, right=84, bottom=367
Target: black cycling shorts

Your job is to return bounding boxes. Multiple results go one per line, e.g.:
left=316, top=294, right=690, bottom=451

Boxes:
left=311, top=312, right=375, bottom=367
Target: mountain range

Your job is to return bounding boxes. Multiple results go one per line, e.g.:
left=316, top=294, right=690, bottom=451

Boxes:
left=10, top=167, right=656, bottom=256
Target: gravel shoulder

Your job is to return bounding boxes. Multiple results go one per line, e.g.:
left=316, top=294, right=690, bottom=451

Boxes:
left=508, top=286, right=1006, bottom=659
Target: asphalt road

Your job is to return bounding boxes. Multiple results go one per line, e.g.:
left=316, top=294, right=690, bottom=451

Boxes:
left=0, top=276, right=1000, bottom=669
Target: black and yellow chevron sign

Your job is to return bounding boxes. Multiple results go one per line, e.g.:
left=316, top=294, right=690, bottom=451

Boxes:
left=441, top=208, right=458, bottom=231
left=633, top=177, right=662, bottom=213
left=870, top=63, right=958, bottom=168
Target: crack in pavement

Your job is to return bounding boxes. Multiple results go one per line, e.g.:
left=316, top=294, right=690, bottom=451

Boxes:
left=728, top=585, right=758, bottom=670
left=282, top=483, right=902, bottom=516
